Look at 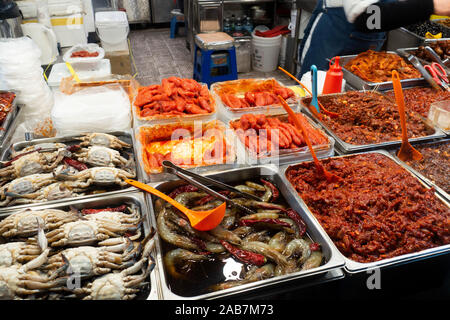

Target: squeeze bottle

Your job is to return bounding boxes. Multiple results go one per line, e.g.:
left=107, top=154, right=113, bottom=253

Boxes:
left=322, top=56, right=343, bottom=94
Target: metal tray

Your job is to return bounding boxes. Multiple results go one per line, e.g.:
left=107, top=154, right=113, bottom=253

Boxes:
left=389, top=139, right=450, bottom=202
left=0, top=191, right=159, bottom=300
left=387, top=27, right=450, bottom=51
left=0, top=130, right=142, bottom=213
left=280, top=150, right=450, bottom=274
left=338, top=52, right=427, bottom=91
left=0, top=91, right=19, bottom=146
left=0, top=104, right=22, bottom=153
left=146, top=164, right=345, bottom=300
left=300, top=92, right=447, bottom=154
left=229, top=113, right=335, bottom=166
left=396, top=47, right=450, bottom=73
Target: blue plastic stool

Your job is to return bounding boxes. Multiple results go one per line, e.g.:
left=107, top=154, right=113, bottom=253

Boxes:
left=170, top=15, right=184, bottom=38
left=193, top=45, right=238, bottom=88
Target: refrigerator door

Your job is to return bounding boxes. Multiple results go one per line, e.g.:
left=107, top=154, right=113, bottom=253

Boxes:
left=151, top=0, right=176, bottom=23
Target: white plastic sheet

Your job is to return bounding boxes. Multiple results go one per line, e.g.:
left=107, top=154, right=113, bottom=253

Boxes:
left=51, top=85, right=131, bottom=135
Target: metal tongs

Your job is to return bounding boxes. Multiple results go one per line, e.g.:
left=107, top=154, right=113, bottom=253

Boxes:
left=162, top=160, right=259, bottom=215
left=424, top=46, right=450, bottom=68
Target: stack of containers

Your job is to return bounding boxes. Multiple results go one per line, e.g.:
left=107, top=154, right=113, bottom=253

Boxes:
left=0, top=37, right=54, bottom=141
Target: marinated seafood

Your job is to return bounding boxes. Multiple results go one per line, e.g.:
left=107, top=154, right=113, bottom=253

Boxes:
left=155, top=179, right=323, bottom=296
left=0, top=133, right=135, bottom=208
left=403, top=141, right=450, bottom=194
left=70, top=51, right=99, bottom=58
left=384, top=86, right=450, bottom=117
left=0, top=203, right=156, bottom=300
left=214, top=78, right=297, bottom=109
left=0, top=91, right=15, bottom=126
left=344, top=50, right=422, bottom=82
left=134, top=77, right=215, bottom=119
left=413, top=41, right=450, bottom=64
left=230, top=113, right=328, bottom=156
left=304, top=91, right=432, bottom=145
left=285, top=153, right=450, bottom=263
left=139, top=121, right=235, bottom=174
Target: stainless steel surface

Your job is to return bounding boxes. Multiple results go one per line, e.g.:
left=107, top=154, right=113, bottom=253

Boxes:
left=0, top=103, right=21, bottom=154
left=299, top=92, right=447, bottom=154
left=280, top=150, right=450, bottom=274
left=387, top=27, right=450, bottom=51
left=120, top=0, right=151, bottom=23
left=389, top=139, right=450, bottom=202
left=338, top=52, right=428, bottom=91
left=151, top=0, right=177, bottom=23
left=146, top=164, right=345, bottom=299
left=234, top=37, right=252, bottom=73
left=0, top=16, right=22, bottom=38
left=193, top=0, right=222, bottom=34
left=0, top=130, right=142, bottom=213
left=0, top=191, right=160, bottom=300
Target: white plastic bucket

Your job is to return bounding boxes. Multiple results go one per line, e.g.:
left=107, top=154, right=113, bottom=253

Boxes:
left=252, top=32, right=282, bottom=72
left=95, top=11, right=129, bottom=52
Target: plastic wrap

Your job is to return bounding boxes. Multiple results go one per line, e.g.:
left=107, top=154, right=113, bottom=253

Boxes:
left=51, top=84, right=131, bottom=136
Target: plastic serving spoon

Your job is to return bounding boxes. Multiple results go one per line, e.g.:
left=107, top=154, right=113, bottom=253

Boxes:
left=278, top=66, right=339, bottom=118
left=278, top=95, right=343, bottom=183
left=391, top=71, right=423, bottom=162
left=310, top=65, right=320, bottom=113
left=125, top=179, right=226, bottom=231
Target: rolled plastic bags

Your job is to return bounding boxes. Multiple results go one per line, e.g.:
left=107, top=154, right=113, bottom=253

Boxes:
left=51, top=85, right=132, bottom=135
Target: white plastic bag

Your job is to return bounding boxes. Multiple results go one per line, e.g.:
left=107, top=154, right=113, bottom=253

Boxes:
left=51, top=84, right=131, bottom=136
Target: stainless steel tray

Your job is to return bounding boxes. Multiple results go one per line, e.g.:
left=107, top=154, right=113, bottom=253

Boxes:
left=0, top=191, right=159, bottom=300
left=0, top=104, right=22, bottom=153
left=146, top=164, right=345, bottom=300
left=0, top=91, right=19, bottom=147
left=300, top=92, right=447, bottom=154
left=389, top=139, right=450, bottom=202
left=387, top=27, right=450, bottom=51
left=0, top=130, right=142, bottom=213
left=396, top=47, right=450, bottom=73
left=280, top=150, right=450, bottom=274
left=338, top=52, right=427, bottom=91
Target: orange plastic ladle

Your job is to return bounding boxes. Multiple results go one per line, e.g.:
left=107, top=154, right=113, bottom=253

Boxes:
left=278, top=66, right=340, bottom=119
left=278, top=96, right=343, bottom=183
left=391, top=71, right=423, bottom=162
left=125, top=179, right=226, bottom=231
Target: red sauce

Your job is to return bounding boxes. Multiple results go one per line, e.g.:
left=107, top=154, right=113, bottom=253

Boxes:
left=285, top=153, right=450, bottom=263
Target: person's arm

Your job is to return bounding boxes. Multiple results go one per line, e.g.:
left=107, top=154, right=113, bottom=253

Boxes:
left=345, top=0, right=435, bottom=33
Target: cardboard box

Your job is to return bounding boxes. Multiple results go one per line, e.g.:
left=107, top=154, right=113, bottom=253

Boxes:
left=105, top=44, right=132, bottom=75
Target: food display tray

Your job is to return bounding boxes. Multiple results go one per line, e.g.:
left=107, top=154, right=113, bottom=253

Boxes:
left=299, top=92, right=447, bottom=154
left=338, top=52, right=427, bottom=91
left=210, top=78, right=300, bottom=123
left=396, top=47, right=450, bottom=73
left=0, top=130, right=142, bottom=213
left=389, top=139, right=450, bottom=202
left=229, top=113, right=335, bottom=166
left=0, top=191, right=159, bottom=300
left=146, top=164, right=346, bottom=300
left=386, top=27, right=450, bottom=51
left=134, top=120, right=239, bottom=183
left=280, top=150, right=450, bottom=274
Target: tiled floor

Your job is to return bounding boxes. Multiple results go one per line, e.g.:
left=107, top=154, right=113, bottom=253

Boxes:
left=129, top=28, right=297, bottom=86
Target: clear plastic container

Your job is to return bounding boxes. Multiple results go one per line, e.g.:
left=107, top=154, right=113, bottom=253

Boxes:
left=63, top=43, right=106, bottom=71
left=229, top=113, right=335, bottom=165
left=428, top=100, right=450, bottom=134
left=134, top=120, right=237, bottom=183
left=211, top=78, right=301, bottom=124
left=132, top=81, right=217, bottom=127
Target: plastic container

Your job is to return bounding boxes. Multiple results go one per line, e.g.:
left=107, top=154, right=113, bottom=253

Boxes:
left=95, top=11, right=129, bottom=52
left=252, top=31, right=282, bottom=72
left=134, top=120, right=237, bottom=183
left=63, top=43, right=105, bottom=71
left=211, top=78, right=300, bottom=124
left=428, top=100, right=450, bottom=134
left=229, top=113, right=335, bottom=165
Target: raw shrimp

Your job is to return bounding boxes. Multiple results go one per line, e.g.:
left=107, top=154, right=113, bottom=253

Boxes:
left=164, top=248, right=209, bottom=279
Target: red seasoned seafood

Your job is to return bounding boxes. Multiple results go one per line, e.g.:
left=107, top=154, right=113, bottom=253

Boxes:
left=139, top=121, right=234, bottom=173
left=344, top=50, right=422, bottom=82
left=230, top=113, right=328, bottom=155
left=70, top=50, right=100, bottom=58
left=0, top=91, right=15, bottom=126
left=134, top=77, right=215, bottom=119
left=214, top=79, right=297, bottom=109
left=285, top=153, right=450, bottom=263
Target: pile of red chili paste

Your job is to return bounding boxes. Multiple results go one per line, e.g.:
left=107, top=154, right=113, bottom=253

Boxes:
left=285, top=153, right=450, bottom=263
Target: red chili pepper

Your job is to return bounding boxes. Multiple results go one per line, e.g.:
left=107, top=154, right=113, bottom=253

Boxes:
left=168, top=185, right=199, bottom=198
left=284, top=209, right=307, bottom=237
left=239, top=218, right=292, bottom=228
left=260, top=179, right=279, bottom=202
left=81, top=205, right=127, bottom=215
left=63, top=157, right=88, bottom=171
left=3, top=148, right=41, bottom=167
left=66, top=144, right=81, bottom=152
left=220, top=240, right=266, bottom=266
left=310, top=242, right=321, bottom=252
